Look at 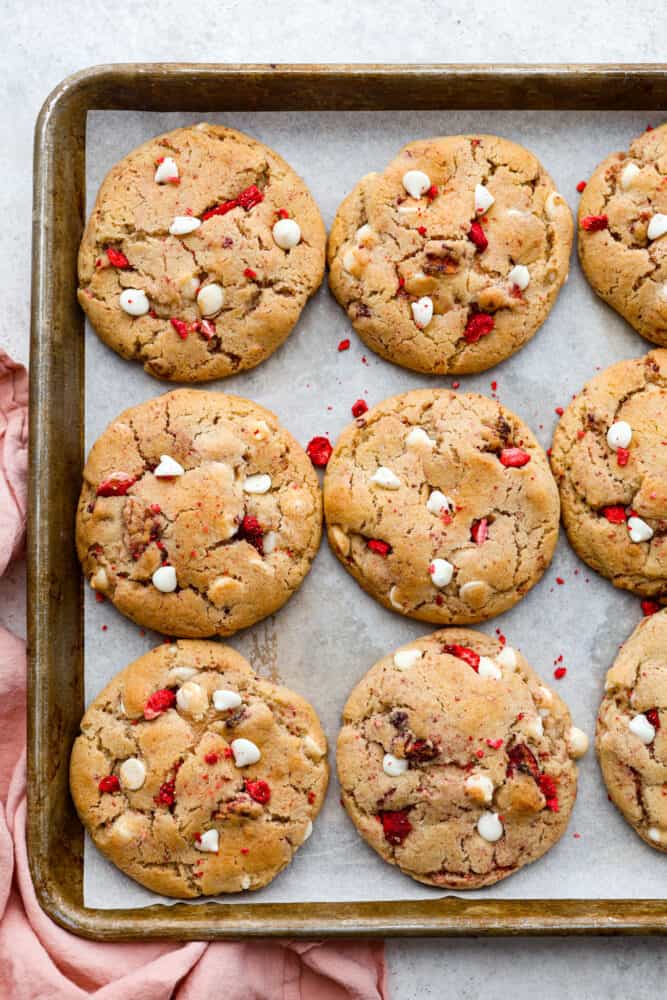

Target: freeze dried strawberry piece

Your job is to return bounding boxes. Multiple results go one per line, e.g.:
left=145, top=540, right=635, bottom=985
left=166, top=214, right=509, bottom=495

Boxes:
left=199, top=319, right=216, bottom=340
left=576, top=181, right=587, bottom=193
left=405, top=738, right=439, bottom=762
left=464, top=312, right=494, bottom=343
left=646, top=708, right=661, bottom=731
left=367, top=539, right=391, bottom=557
left=245, top=779, right=271, bottom=804
left=442, top=644, right=480, bottom=672
left=204, top=752, right=219, bottom=765
left=486, top=737, right=504, bottom=750
left=378, top=809, right=412, bottom=846
left=507, top=743, right=540, bottom=781
left=202, top=198, right=238, bottom=221
left=243, top=267, right=257, bottom=279
left=98, top=775, right=120, bottom=793
left=144, top=688, right=176, bottom=720
left=351, top=398, right=368, bottom=418
left=170, top=318, right=189, bottom=340
left=616, top=447, right=630, bottom=467
left=425, top=185, right=438, bottom=201
left=236, top=184, right=264, bottom=210
left=96, top=473, right=137, bottom=497
left=499, top=447, right=531, bottom=468
left=602, top=505, right=627, bottom=524
left=238, top=515, right=265, bottom=554
left=538, top=773, right=558, bottom=800
left=471, top=518, right=488, bottom=544
left=106, top=247, right=130, bottom=268
left=581, top=214, right=608, bottom=232
left=641, top=599, right=661, bottom=617
left=468, top=221, right=488, bottom=252
left=155, top=779, right=176, bottom=807
left=338, top=338, right=350, bottom=352
left=554, top=666, right=567, bottom=680
left=306, top=436, right=333, bottom=467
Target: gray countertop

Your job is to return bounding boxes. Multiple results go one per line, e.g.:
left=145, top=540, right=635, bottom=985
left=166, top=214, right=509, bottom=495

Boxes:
left=2, top=2, right=664, bottom=995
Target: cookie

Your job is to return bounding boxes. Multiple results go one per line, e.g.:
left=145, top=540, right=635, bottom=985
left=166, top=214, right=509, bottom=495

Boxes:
left=76, top=389, right=321, bottom=637
left=70, top=641, right=328, bottom=897
left=78, top=124, right=326, bottom=382
left=337, top=629, right=587, bottom=888
left=551, top=349, right=667, bottom=600
left=578, top=123, right=667, bottom=345
left=328, top=134, right=573, bottom=374
left=596, top=610, right=667, bottom=851
left=323, top=389, right=559, bottom=625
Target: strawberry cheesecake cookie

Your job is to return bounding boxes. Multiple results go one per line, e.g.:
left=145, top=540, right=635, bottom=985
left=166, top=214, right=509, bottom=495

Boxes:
left=578, top=123, right=667, bottom=344
left=76, top=389, right=321, bottom=636
left=78, top=124, right=326, bottom=381
left=323, top=389, right=559, bottom=625
left=597, top=610, right=667, bottom=851
left=328, top=134, right=573, bottom=374
left=70, top=641, right=328, bottom=897
left=337, top=629, right=588, bottom=888
left=551, top=350, right=667, bottom=600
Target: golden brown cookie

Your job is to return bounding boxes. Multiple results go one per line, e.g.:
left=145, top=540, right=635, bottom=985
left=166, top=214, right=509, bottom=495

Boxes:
left=76, top=389, right=322, bottom=637
left=597, top=610, right=667, bottom=851
left=578, top=123, right=667, bottom=345
left=78, top=124, right=326, bottom=381
left=337, top=629, right=587, bottom=889
left=551, top=350, right=667, bottom=600
left=327, top=134, right=573, bottom=374
left=70, top=641, right=328, bottom=897
left=323, top=389, right=559, bottom=625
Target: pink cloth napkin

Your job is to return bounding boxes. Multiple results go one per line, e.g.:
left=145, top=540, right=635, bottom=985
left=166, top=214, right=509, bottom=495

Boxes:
left=0, top=350, right=386, bottom=1000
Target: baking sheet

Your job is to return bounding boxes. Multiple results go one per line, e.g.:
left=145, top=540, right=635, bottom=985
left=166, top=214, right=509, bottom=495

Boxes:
left=83, top=108, right=664, bottom=908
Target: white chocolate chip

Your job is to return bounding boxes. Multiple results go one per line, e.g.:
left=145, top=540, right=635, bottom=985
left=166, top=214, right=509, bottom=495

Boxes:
left=402, top=169, right=431, bottom=198
left=628, top=516, right=653, bottom=543
left=545, top=191, right=564, bottom=216
left=496, top=646, right=517, bottom=669
left=301, top=820, right=314, bottom=843
left=411, top=296, right=434, bottom=329
left=478, top=656, right=502, bottom=680
left=389, top=586, right=404, bottom=609
left=195, top=829, right=219, bottom=853
left=263, top=531, right=278, bottom=554
left=152, top=565, right=177, bottom=593
left=620, top=162, right=641, bottom=189
left=477, top=811, right=503, bottom=842
left=111, top=813, right=144, bottom=845
left=212, top=689, right=242, bottom=711
left=567, top=726, right=589, bottom=759
left=196, top=283, right=225, bottom=317
left=537, top=686, right=553, bottom=708
left=629, top=713, right=656, bottom=743
left=647, top=213, right=667, bottom=241
left=426, top=490, right=454, bottom=516
left=648, top=828, right=665, bottom=844
left=119, top=757, right=146, bottom=791
left=176, top=681, right=208, bottom=719
left=243, top=473, right=272, bottom=494
left=91, top=568, right=109, bottom=592
left=383, top=753, right=409, bottom=777
left=525, top=716, right=544, bottom=740
left=355, top=223, right=373, bottom=242
left=240, top=874, right=251, bottom=890
left=429, top=558, right=454, bottom=588
left=406, top=427, right=435, bottom=449
left=397, top=205, right=419, bottom=214
left=154, top=157, right=179, bottom=184
left=169, top=215, right=201, bottom=236
left=167, top=666, right=198, bottom=684
left=303, top=734, right=326, bottom=759
left=508, top=264, right=530, bottom=290
left=154, top=454, right=184, bottom=477
left=465, top=773, right=494, bottom=804
left=606, top=420, right=632, bottom=450
left=231, top=738, right=261, bottom=767
left=370, top=466, right=401, bottom=490
left=343, top=248, right=357, bottom=273
left=459, top=580, right=489, bottom=607
left=474, top=183, right=495, bottom=214
left=119, top=289, right=149, bottom=316
left=393, top=649, right=422, bottom=670
left=272, top=218, right=301, bottom=249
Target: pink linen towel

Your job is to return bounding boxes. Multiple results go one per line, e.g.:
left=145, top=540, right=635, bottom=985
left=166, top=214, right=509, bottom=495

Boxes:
left=0, top=349, right=386, bottom=1000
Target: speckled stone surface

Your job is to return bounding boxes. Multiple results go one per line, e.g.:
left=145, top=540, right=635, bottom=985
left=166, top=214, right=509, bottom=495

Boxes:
left=2, top=1, right=664, bottom=996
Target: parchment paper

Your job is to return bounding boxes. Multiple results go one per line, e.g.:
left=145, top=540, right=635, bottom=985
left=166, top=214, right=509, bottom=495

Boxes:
left=83, top=108, right=666, bottom=907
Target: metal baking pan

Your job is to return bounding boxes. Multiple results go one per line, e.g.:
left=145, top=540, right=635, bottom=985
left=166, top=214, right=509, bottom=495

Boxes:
left=29, top=63, right=667, bottom=940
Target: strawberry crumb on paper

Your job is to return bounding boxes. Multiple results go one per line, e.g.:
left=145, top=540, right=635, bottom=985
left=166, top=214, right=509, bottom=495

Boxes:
left=306, top=436, right=333, bottom=467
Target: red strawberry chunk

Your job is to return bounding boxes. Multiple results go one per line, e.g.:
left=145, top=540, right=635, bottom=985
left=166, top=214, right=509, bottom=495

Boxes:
left=204, top=752, right=219, bottom=765
left=646, top=708, right=661, bottom=731
left=202, top=198, right=238, bottom=221
left=641, top=600, right=661, bottom=617
left=96, top=473, right=137, bottom=497
left=170, top=318, right=189, bottom=340
left=199, top=319, right=216, bottom=340
left=98, top=775, right=120, bottom=793
left=367, top=539, right=391, bottom=557
left=237, top=184, right=264, bottom=210
left=468, top=221, right=488, bottom=252
left=144, top=688, right=176, bottom=720
left=581, top=214, right=608, bottom=232
left=499, top=447, right=531, bottom=468
left=106, top=247, right=130, bottom=268
left=338, top=339, right=350, bottom=352
left=616, top=447, right=630, bottom=467
left=378, top=809, right=412, bottom=846
left=306, top=436, right=333, bottom=467
left=351, top=399, right=368, bottom=418
left=507, top=743, right=540, bottom=781
left=155, top=779, right=176, bottom=807
left=538, top=773, right=558, bottom=800
left=601, top=505, right=627, bottom=524
left=464, top=312, right=494, bottom=343
left=238, top=515, right=264, bottom=555
left=245, top=779, right=271, bottom=804
left=471, top=518, right=488, bottom=544
left=442, top=644, right=480, bottom=672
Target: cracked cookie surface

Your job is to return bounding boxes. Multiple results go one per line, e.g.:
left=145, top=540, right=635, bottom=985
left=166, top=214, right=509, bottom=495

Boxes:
left=578, top=123, right=667, bottom=345
left=551, top=349, right=667, bottom=599
left=596, top=610, right=667, bottom=852
left=78, top=124, right=326, bottom=382
left=323, top=389, right=559, bottom=625
left=327, top=134, right=573, bottom=375
left=70, top=641, right=328, bottom=897
left=337, top=629, right=586, bottom=888
left=76, top=389, right=322, bottom=636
